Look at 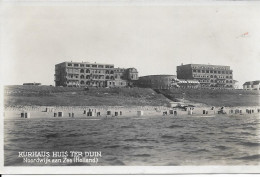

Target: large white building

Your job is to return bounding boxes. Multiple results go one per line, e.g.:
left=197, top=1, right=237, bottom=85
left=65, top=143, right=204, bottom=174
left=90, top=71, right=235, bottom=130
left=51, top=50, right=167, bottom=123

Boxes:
left=55, top=61, right=138, bottom=87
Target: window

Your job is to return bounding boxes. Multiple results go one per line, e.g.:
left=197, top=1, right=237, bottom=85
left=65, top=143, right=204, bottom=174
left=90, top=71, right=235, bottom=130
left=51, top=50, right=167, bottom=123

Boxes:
left=80, top=75, right=84, bottom=79
left=86, top=69, right=90, bottom=73
left=202, top=70, right=205, bottom=73
left=193, top=69, right=196, bottom=72
left=86, top=64, right=90, bottom=67
left=68, top=63, right=72, bottom=66
left=206, top=70, right=209, bottom=73
left=110, top=71, right=114, bottom=74
left=230, top=76, right=232, bottom=79
left=218, top=71, right=221, bottom=74
left=80, top=64, right=84, bottom=67
left=222, top=71, right=225, bottom=74
left=80, top=69, right=84, bottom=73
left=198, top=70, right=201, bottom=73
left=74, top=64, right=79, bottom=67
left=210, top=70, right=213, bottom=73
left=80, top=81, right=84, bottom=84
left=106, top=76, right=109, bottom=79
left=98, top=65, right=104, bottom=68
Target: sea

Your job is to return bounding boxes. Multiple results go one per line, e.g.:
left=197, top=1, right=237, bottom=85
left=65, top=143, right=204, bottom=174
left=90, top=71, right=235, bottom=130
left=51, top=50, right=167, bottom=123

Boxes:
left=4, top=115, right=260, bottom=166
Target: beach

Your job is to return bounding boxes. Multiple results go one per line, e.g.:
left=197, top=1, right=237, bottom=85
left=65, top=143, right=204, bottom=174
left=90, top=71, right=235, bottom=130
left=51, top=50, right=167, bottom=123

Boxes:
left=4, top=105, right=260, bottom=119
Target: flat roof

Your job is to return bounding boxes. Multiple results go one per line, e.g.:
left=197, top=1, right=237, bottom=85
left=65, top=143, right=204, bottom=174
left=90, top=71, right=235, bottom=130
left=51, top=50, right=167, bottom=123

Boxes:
left=56, top=61, right=114, bottom=66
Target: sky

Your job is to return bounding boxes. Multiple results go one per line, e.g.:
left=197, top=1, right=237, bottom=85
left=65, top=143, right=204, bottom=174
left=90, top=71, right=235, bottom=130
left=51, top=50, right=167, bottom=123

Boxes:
left=1, top=1, right=260, bottom=88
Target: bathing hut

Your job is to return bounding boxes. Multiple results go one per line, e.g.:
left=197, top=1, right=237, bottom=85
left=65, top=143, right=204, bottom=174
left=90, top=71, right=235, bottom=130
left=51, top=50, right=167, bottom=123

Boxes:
left=114, top=112, right=119, bottom=116
left=169, top=110, right=174, bottom=115
left=58, top=112, right=63, bottom=117
left=188, top=109, right=193, bottom=115
left=234, top=109, right=242, bottom=114
left=87, top=111, right=93, bottom=116
left=137, top=110, right=144, bottom=117
left=24, top=112, right=30, bottom=118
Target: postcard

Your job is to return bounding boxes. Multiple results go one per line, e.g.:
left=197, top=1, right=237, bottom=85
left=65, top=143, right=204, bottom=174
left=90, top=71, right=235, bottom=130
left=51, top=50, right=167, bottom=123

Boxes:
left=0, top=0, right=260, bottom=174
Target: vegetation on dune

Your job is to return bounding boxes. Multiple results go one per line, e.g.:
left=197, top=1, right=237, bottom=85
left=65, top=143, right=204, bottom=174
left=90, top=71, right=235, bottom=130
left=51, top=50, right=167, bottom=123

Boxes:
left=4, top=86, right=170, bottom=106
left=4, top=86, right=260, bottom=107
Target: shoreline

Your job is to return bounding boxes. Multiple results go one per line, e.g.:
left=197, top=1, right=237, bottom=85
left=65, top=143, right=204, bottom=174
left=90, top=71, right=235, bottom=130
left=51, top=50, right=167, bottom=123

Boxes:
left=4, top=105, right=260, bottom=119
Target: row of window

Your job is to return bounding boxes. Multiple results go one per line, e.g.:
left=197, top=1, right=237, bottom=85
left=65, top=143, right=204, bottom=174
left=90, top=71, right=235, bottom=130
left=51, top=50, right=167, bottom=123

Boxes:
left=67, top=63, right=114, bottom=69
left=78, top=80, right=126, bottom=86
left=191, top=66, right=229, bottom=70
left=67, top=69, right=115, bottom=74
left=192, top=69, right=232, bottom=74
left=193, top=75, right=232, bottom=79
left=68, top=74, right=115, bottom=80
left=199, top=79, right=232, bottom=83
left=79, top=69, right=115, bottom=74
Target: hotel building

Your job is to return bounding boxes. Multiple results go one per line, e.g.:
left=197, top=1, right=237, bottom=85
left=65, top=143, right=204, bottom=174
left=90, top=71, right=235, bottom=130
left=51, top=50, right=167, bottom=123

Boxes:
left=55, top=61, right=138, bottom=87
left=177, top=64, right=234, bottom=89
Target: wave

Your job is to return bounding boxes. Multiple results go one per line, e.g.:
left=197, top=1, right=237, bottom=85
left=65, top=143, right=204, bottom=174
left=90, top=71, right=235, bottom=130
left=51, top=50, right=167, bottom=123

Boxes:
left=239, top=141, right=260, bottom=147
left=214, top=145, right=230, bottom=150
left=65, top=133, right=84, bottom=137
left=124, top=138, right=157, bottom=142
left=190, top=148, right=209, bottom=153
left=131, top=154, right=151, bottom=157
left=103, top=145, right=121, bottom=148
left=121, top=125, right=135, bottom=129
left=167, top=125, right=184, bottom=128
left=235, top=154, right=260, bottom=160
left=161, top=135, right=175, bottom=139
left=45, top=133, right=60, bottom=138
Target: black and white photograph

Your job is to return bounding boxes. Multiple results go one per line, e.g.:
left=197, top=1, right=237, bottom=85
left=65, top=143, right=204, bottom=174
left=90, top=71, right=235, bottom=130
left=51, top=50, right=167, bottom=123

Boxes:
left=0, top=0, right=260, bottom=174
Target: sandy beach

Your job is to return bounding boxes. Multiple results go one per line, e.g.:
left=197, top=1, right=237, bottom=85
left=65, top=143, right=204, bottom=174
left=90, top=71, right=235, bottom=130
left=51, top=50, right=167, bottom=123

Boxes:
left=4, top=105, right=260, bottom=119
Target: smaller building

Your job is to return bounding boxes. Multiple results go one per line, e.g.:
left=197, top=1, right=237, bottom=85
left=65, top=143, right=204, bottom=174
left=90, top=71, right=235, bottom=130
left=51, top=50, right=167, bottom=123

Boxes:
left=135, top=75, right=200, bottom=89
left=243, top=80, right=260, bottom=90
left=23, top=83, right=41, bottom=86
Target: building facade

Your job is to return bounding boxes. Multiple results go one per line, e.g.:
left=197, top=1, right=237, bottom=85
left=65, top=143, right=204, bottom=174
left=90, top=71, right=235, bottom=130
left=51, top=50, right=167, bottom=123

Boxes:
left=177, top=64, right=234, bottom=89
left=55, top=62, right=138, bottom=87
left=135, top=75, right=200, bottom=89
left=243, top=80, right=260, bottom=90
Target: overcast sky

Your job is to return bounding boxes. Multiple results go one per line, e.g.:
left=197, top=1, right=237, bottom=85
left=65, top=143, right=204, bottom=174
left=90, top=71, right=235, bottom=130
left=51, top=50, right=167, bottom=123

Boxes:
left=1, top=2, right=260, bottom=88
